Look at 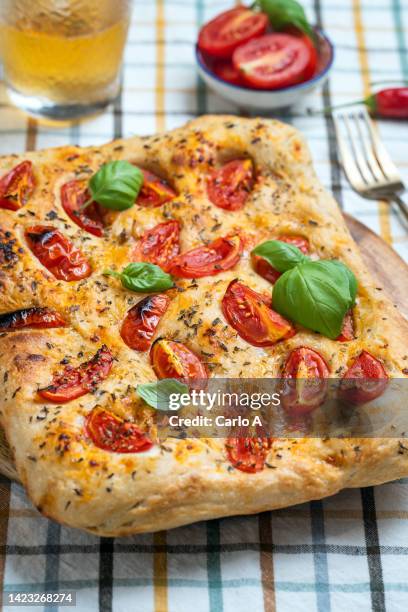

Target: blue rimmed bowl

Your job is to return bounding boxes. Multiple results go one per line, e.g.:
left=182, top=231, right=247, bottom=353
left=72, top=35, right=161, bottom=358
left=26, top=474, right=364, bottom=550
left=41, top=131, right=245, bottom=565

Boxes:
left=195, top=29, right=334, bottom=111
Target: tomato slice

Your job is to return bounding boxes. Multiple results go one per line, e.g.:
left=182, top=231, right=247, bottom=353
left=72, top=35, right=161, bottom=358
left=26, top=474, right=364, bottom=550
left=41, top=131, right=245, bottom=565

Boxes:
left=299, top=33, right=318, bottom=81
left=168, top=234, right=243, bottom=279
left=86, top=407, right=153, bottom=453
left=132, top=220, right=180, bottom=271
left=340, top=351, right=388, bottom=405
left=61, top=179, right=104, bottom=237
left=281, top=347, right=330, bottom=416
left=121, top=294, right=170, bottom=352
left=225, top=431, right=272, bottom=473
left=38, top=345, right=113, bottom=403
left=207, top=159, right=254, bottom=211
left=212, top=59, right=244, bottom=86
left=0, top=307, right=66, bottom=331
left=222, top=279, right=295, bottom=347
left=25, top=225, right=92, bottom=282
left=233, top=33, right=314, bottom=90
left=0, top=161, right=36, bottom=211
left=253, top=235, right=309, bottom=284
left=336, top=309, right=355, bottom=342
left=150, top=339, right=208, bottom=382
left=198, top=7, right=268, bottom=59
left=137, top=169, right=177, bottom=207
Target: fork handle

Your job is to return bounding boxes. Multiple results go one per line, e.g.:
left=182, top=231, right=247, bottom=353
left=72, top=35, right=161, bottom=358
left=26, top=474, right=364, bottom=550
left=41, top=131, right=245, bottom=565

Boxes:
left=391, top=195, right=408, bottom=225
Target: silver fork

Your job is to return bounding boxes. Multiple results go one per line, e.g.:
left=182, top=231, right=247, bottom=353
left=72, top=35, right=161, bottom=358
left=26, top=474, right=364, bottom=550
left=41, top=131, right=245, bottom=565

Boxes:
left=333, top=107, right=408, bottom=224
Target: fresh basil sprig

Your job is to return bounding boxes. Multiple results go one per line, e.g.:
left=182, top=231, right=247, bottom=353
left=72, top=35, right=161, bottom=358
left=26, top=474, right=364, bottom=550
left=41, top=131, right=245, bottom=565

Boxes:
left=137, top=379, right=189, bottom=411
left=272, top=259, right=357, bottom=339
left=83, top=161, right=143, bottom=211
left=255, top=0, right=314, bottom=39
left=104, top=262, right=174, bottom=293
left=252, top=239, right=309, bottom=272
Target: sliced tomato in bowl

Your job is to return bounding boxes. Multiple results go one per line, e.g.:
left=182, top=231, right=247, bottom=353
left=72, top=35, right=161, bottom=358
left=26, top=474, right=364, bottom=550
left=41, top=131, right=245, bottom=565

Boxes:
left=198, top=7, right=268, bottom=59
left=212, top=60, right=244, bottom=86
left=232, top=33, right=315, bottom=90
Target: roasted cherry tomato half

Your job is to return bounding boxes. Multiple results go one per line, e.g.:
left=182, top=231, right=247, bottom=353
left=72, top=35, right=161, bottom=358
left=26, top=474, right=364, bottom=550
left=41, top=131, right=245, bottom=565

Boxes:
left=233, top=33, right=315, bottom=90
left=61, top=179, right=104, bottom=237
left=339, top=351, right=388, bottom=405
left=225, top=431, right=272, bottom=473
left=86, top=407, right=153, bottom=453
left=169, top=234, right=243, bottom=279
left=38, top=345, right=113, bottom=403
left=0, top=161, right=36, bottom=211
left=212, top=59, right=244, bottom=86
left=121, top=294, right=170, bottom=352
left=207, top=159, right=254, bottom=211
left=132, top=220, right=180, bottom=271
left=137, top=169, right=177, bottom=207
left=150, top=339, right=207, bottom=382
left=336, top=309, right=355, bottom=342
left=222, top=280, right=295, bottom=347
left=0, top=307, right=66, bottom=331
left=198, top=7, right=268, bottom=59
left=25, top=225, right=92, bottom=282
left=281, top=347, right=330, bottom=416
left=253, top=235, right=309, bottom=284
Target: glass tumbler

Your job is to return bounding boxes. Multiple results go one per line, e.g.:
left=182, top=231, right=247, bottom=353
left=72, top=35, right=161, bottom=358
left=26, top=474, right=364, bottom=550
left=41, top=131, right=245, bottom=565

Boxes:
left=0, top=0, right=132, bottom=121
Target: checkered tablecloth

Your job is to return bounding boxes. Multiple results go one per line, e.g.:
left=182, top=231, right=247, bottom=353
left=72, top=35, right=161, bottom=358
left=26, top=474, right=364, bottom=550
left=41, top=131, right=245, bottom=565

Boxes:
left=1, top=1, right=408, bottom=611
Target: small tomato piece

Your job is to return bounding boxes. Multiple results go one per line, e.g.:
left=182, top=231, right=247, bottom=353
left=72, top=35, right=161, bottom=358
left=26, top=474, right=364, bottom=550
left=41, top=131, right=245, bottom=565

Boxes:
left=0, top=161, right=35, bottom=211
left=168, top=234, right=243, bottom=279
left=137, top=169, right=177, bottom=207
left=61, top=179, right=104, bottom=237
left=207, top=159, right=254, bottom=211
left=0, top=307, right=66, bottom=331
left=336, top=309, right=355, bottom=342
left=222, top=279, right=295, bottom=347
left=340, top=351, right=388, bottom=405
left=132, top=220, right=180, bottom=271
left=281, top=347, right=330, bottom=416
left=198, top=7, right=268, bottom=59
left=38, top=345, right=113, bottom=403
left=86, top=407, right=153, bottom=453
left=225, top=431, right=272, bottom=473
left=25, top=225, right=92, bottom=281
left=233, top=33, right=314, bottom=90
left=150, top=339, right=207, bottom=382
left=120, top=294, right=170, bottom=352
left=212, top=59, right=244, bottom=85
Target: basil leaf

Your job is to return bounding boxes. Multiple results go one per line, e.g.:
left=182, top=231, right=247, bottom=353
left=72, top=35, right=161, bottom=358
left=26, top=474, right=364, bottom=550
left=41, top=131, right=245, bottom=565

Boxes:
left=137, top=379, right=189, bottom=411
left=272, top=260, right=358, bottom=339
left=89, top=161, right=143, bottom=211
left=256, top=0, right=314, bottom=38
left=104, top=262, right=174, bottom=293
left=252, top=240, right=309, bottom=273
left=330, top=260, right=358, bottom=305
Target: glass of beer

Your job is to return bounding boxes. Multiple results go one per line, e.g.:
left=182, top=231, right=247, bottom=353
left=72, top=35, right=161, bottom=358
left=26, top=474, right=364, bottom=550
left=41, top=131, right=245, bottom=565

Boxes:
left=0, top=0, right=132, bottom=121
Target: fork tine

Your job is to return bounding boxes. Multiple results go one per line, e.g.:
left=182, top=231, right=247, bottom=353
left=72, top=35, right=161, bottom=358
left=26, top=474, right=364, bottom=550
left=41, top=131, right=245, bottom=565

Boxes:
left=352, top=111, right=386, bottom=183
left=359, top=109, right=402, bottom=182
left=342, top=113, right=373, bottom=185
left=333, top=114, right=366, bottom=192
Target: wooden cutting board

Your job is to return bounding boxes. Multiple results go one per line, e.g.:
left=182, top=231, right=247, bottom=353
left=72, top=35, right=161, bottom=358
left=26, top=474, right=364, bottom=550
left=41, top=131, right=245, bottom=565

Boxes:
left=1, top=214, right=407, bottom=483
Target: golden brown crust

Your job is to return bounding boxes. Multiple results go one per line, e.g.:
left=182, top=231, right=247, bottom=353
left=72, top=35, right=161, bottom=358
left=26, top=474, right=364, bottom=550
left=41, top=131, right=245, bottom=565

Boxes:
left=1, top=115, right=408, bottom=536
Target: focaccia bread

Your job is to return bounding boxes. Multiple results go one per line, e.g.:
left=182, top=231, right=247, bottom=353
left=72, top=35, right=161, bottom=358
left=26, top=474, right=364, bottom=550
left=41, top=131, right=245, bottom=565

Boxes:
left=0, top=115, right=407, bottom=536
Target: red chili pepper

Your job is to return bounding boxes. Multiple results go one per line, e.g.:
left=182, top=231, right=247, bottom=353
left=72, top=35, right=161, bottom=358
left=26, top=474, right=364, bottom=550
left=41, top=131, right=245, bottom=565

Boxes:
left=323, top=87, right=408, bottom=119
left=365, top=88, right=408, bottom=119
